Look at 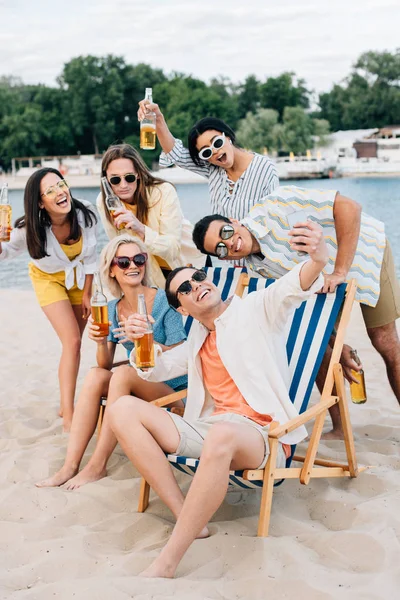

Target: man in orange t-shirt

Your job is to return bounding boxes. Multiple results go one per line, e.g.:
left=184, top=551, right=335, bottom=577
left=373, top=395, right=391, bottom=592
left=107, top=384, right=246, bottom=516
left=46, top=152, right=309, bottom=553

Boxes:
left=108, top=221, right=329, bottom=579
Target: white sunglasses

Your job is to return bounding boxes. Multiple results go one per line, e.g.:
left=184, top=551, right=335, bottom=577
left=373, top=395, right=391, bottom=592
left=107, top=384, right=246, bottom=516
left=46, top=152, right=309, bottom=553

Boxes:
left=198, top=132, right=226, bottom=160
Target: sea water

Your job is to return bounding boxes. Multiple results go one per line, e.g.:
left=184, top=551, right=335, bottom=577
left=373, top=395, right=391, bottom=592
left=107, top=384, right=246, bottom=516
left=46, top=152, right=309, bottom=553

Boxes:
left=1, top=178, right=399, bottom=289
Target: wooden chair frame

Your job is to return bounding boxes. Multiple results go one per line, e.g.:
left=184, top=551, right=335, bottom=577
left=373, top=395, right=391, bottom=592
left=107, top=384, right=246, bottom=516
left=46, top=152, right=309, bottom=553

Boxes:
left=137, top=275, right=366, bottom=536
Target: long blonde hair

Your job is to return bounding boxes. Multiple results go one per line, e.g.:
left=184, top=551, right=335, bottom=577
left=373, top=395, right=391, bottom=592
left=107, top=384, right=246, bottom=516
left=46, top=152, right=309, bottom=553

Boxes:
left=100, top=234, right=154, bottom=298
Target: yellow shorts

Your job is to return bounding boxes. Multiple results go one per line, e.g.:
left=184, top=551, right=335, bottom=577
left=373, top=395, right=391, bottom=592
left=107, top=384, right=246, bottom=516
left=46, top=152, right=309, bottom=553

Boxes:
left=29, top=263, right=84, bottom=308
left=360, top=241, right=400, bottom=329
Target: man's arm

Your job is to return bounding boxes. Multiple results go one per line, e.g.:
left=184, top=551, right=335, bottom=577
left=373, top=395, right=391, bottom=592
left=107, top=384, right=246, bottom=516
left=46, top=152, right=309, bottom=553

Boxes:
left=322, top=193, right=361, bottom=293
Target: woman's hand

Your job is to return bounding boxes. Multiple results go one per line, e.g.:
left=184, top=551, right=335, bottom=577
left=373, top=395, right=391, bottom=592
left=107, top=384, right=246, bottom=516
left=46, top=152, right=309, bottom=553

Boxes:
left=113, top=313, right=155, bottom=344
left=113, top=208, right=145, bottom=239
left=82, top=293, right=92, bottom=319
left=0, top=223, right=12, bottom=247
left=137, top=99, right=163, bottom=122
left=87, top=315, right=109, bottom=344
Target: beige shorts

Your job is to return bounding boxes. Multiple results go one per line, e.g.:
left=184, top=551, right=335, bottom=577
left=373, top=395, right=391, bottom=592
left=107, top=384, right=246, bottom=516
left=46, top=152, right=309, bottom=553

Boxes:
left=361, top=241, right=400, bottom=329
left=166, top=411, right=287, bottom=469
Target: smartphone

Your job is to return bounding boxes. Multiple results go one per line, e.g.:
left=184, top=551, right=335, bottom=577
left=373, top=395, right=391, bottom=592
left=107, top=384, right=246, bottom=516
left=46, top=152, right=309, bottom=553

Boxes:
left=286, top=209, right=309, bottom=256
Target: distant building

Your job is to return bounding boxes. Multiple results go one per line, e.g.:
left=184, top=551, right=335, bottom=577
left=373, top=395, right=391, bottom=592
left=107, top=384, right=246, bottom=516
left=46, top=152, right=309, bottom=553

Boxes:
left=353, top=126, right=400, bottom=161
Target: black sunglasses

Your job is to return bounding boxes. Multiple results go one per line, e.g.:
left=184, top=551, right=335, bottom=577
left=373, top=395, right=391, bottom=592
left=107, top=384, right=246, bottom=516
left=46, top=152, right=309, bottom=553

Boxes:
left=109, top=173, right=137, bottom=185
left=215, top=224, right=235, bottom=259
left=175, top=270, right=207, bottom=298
left=112, top=253, right=148, bottom=269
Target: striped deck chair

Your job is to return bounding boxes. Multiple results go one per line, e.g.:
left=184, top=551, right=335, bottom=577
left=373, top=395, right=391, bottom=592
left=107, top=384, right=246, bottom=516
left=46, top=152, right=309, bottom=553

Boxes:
left=137, top=269, right=365, bottom=536
left=97, top=267, right=245, bottom=431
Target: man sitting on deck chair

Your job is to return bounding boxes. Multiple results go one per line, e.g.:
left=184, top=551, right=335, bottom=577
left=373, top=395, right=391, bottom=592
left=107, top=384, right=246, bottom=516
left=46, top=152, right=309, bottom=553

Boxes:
left=107, top=221, right=328, bottom=579
left=192, top=186, right=400, bottom=438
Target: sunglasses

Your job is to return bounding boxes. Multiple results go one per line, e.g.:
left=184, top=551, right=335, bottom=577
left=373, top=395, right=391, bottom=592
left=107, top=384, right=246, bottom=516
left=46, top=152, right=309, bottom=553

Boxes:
left=109, top=173, right=138, bottom=185
left=175, top=269, right=208, bottom=299
left=215, top=224, right=235, bottom=259
left=198, top=132, right=226, bottom=160
left=41, top=179, right=69, bottom=200
left=112, top=253, right=148, bottom=269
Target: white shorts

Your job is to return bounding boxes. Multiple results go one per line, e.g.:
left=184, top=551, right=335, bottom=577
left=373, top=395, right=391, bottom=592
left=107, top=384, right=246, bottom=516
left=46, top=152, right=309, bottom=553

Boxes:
left=166, top=411, right=287, bottom=470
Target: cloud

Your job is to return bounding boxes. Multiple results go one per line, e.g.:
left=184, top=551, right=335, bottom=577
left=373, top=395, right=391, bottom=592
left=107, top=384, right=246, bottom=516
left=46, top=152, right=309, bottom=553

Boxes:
left=1, top=0, right=399, bottom=92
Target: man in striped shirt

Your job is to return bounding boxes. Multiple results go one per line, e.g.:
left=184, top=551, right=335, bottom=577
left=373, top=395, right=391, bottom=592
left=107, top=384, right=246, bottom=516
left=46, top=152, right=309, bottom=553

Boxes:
left=193, top=186, right=400, bottom=436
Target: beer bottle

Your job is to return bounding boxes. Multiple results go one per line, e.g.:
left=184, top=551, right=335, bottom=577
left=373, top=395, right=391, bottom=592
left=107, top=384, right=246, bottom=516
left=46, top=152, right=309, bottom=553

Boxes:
left=140, top=88, right=157, bottom=150
left=91, top=271, right=109, bottom=337
left=101, top=176, right=126, bottom=230
left=135, top=294, right=155, bottom=369
left=349, top=349, right=367, bottom=404
left=0, top=183, right=12, bottom=242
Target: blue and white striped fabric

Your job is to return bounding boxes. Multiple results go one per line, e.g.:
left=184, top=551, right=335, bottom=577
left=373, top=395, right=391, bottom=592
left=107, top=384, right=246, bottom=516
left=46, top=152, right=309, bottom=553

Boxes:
left=167, top=267, right=346, bottom=489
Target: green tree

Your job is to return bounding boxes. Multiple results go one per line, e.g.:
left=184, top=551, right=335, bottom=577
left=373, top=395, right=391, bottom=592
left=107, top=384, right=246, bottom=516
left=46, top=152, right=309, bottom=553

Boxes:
left=318, top=49, right=400, bottom=130
left=260, top=72, right=310, bottom=118
left=236, top=108, right=279, bottom=152
left=237, top=75, right=261, bottom=119
left=59, top=55, right=127, bottom=154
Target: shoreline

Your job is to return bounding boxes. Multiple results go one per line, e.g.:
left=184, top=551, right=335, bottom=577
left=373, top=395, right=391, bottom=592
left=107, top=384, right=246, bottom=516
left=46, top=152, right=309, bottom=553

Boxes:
left=2, top=168, right=400, bottom=190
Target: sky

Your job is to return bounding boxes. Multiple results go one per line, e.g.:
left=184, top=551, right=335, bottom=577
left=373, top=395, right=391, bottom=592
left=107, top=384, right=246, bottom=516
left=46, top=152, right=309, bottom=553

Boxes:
left=1, top=0, right=399, bottom=94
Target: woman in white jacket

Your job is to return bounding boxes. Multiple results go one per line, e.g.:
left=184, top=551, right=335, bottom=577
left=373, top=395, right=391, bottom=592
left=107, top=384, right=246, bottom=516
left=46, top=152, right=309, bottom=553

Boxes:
left=96, top=143, right=204, bottom=288
left=0, top=168, right=98, bottom=431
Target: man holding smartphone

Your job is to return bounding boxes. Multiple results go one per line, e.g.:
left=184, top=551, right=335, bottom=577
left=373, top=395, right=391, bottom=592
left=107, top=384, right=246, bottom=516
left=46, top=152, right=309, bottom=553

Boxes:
left=192, top=185, right=400, bottom=436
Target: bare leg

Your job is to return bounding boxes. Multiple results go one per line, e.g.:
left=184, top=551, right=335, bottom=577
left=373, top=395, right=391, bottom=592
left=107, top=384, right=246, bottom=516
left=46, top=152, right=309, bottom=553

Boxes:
left=64, top=366, right=175, bottom=489
left=41, top=301, right=86, bottom=431
left=36, top=367, right=112, bottom=487
left=316, top=344, right=344, bottom=440
left=367, top=322, right=400, bottom=403
left=140, top=421, right=266, bottom=579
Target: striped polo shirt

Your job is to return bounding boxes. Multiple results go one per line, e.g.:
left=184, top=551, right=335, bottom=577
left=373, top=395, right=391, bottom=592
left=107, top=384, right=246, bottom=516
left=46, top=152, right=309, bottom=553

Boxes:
left=241, top=186, right=386, bottom=307
left=159, top=139, right=279, bottom=220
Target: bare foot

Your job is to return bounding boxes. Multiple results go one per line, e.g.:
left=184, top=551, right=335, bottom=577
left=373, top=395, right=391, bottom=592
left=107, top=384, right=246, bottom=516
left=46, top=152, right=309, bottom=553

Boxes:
left=58, top=408, right=63, bottom=418
left=196, top=525, right=210, bottom=539
left=35, top=465, right=78, bottom=488
left=63, top=464, right=106, bottom=490
left=322, top=429, right=344, bottom=441
left=62, top=418, right=73, bottom=433
left=141, top=557, right=176, bottom=579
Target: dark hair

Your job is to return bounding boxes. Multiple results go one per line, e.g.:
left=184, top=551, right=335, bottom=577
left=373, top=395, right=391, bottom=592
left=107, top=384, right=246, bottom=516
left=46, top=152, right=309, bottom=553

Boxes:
left=192, top=214, right=231, bottom=256
left=188, top=117, right=236, bottom=166
left=165, top=266, right=197, bottom=309
left=14, top=168, right=97, bottom=259
left=101, top=143, right=168, bottom=227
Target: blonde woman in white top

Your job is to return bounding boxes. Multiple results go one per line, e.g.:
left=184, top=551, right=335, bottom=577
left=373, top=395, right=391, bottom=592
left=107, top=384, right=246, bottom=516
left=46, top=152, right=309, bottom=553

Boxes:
left=0, top=168, right=98, bottom=431
left=96, top=143, right=204, bottom=287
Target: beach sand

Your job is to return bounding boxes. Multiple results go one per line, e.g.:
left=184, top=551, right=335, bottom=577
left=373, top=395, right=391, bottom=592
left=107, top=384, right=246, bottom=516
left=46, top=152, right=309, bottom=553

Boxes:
left=0, top=289, right=399, bottom=599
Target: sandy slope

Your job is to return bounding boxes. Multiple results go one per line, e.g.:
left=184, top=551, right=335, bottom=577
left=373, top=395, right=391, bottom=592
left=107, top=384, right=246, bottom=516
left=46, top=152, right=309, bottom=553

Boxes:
left=0, top=290, right=399, bottom=599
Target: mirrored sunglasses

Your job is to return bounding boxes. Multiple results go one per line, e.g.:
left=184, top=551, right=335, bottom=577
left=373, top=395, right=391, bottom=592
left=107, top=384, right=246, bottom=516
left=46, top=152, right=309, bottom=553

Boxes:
left=198, top=132, right=226, bottom=160
left=112, top=253, right=148, bottom=269
left=109, top=173, right=137, bottom=185
left=41, top=179, right=69, bottom=199
left=176, top=269, right=207, bottom=298
left=215, top=224, right=234, bottom=259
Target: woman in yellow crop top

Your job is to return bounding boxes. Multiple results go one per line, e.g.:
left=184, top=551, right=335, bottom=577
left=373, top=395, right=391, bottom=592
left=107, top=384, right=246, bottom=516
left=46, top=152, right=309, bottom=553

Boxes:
left=0, top=168, right=97, bottom=431
left=96, top=143, right=204, bottom=288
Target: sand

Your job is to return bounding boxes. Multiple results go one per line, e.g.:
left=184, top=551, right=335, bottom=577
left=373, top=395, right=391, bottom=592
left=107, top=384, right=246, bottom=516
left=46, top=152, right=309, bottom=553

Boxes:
left=0, top=289, right=399, bottom=599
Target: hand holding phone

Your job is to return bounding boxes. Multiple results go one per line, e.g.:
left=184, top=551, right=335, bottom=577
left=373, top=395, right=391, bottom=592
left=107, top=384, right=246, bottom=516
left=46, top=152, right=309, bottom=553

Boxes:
left=287, top=210, right=309, bottom=256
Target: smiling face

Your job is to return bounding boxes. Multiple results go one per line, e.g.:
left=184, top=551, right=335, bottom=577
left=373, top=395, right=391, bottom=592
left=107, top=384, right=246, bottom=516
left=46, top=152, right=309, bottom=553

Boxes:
left=195, top=129, right=235, bottom=169
left=106, top=158, right=138, bottom=204
left=39, top=173, right=72, bottom=217
left=169, top=268, right=223, bottom=320
left=110, top=242, right=146, bottom=291
left=202, top=219, right=255, bottom=259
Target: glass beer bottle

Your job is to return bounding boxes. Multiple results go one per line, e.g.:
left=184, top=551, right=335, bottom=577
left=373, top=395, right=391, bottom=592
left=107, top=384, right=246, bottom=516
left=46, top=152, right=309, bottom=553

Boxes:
left=91, top=271, right=109, bottom=337
left=135, top=294, right=155, bottom=369
left=0, top=183, right=12, bottom=243
left=140, top=88, right=156, bottom=150
left=101, top=176, right=126, bottom=230
left=349, top=349, right=367, bottom=404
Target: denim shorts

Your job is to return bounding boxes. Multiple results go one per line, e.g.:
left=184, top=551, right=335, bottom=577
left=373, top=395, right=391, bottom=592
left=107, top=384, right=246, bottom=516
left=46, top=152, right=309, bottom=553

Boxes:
left=166, top=411, right=287, bottom=469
